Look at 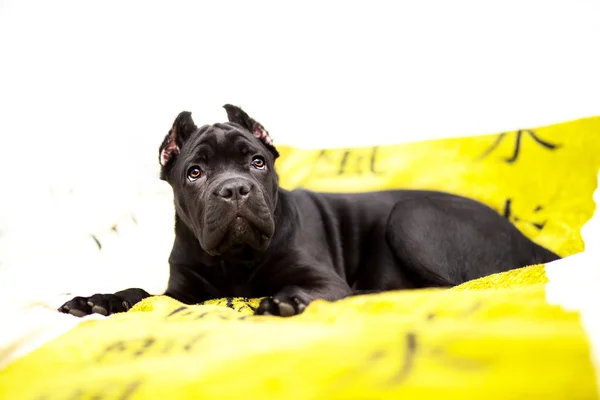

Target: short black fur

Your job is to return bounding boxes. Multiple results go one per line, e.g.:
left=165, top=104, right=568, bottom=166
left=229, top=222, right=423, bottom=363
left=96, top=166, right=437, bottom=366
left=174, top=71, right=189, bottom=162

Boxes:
left=59, top=105, right=560, bottom=318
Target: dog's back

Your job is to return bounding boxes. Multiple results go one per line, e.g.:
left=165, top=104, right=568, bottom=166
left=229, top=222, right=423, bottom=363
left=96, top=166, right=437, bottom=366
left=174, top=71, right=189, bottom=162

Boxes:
left=287, top=188, right=560, bottom=290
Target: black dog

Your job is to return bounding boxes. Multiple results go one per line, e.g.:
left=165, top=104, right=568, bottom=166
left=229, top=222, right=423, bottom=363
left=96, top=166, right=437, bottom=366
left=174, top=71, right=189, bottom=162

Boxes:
left=59, top=105, right=560, bottom=317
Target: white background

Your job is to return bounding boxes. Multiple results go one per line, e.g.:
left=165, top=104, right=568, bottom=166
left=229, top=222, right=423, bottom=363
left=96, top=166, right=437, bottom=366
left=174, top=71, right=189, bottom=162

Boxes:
left=0, top=0, right=599, bottom=297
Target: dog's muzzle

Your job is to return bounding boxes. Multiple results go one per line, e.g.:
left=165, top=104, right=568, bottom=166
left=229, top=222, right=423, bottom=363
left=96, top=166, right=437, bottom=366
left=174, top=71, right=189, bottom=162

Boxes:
left=200, top=178, right=275, bottom=256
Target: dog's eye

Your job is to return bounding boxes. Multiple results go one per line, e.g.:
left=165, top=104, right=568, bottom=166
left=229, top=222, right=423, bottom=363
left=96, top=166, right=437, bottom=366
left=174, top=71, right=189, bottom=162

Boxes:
left=187, top=166, right=202, bottom=181
left=251, top=156, right=266, bottom=170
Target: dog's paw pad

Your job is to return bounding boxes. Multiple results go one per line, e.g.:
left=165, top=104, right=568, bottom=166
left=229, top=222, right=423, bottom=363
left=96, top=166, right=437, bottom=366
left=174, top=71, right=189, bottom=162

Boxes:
left=58, top=296, right=92, bottom=317
left=255, top=293, right=310, bottom=317
left=68, top=308, right=90, bottom=318
left=58, top=294, right=127, bottom=318
left=90, top=304, right=109, bottom=316
left=277, top=302, right=295, bottom=317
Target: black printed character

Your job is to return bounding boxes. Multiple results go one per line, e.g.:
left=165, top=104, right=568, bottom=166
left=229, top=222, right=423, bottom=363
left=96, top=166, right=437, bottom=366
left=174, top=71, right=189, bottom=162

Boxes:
left=313, top=146, right=384, bottom=177
left=503, top=199, right=547, bottom=230
left=479, top=130, right=560, bottom=163
left=386, top=331, right=484, bottom=386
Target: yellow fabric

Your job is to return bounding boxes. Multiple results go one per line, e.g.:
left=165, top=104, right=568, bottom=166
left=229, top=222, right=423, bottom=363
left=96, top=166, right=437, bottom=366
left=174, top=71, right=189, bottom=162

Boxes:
left=276, top=116, right=600, bottom=256
left=1, top=116, right=600, bottom=399
left=0, top=265, right=597, bottom=399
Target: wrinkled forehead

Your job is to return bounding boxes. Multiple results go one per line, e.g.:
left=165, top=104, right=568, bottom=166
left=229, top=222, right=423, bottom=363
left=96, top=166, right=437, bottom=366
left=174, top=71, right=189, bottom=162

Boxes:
left=185, top=122, right=258, bottom=154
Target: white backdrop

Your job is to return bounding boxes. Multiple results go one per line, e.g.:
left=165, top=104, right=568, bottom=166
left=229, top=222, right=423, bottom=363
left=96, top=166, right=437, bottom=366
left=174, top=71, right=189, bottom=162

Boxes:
left=0, top=0, right=599, bottom=297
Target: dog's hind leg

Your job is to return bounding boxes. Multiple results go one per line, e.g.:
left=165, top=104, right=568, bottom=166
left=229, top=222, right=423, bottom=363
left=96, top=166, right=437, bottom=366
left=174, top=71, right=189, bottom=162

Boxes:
left=384, top=194, right=559, bottom=287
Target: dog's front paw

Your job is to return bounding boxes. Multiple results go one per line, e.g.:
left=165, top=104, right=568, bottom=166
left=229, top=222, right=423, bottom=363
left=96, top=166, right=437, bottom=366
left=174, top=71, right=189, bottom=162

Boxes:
left=255, top=291, right=311, bottom=317
left=58, top=294, right=130, bottom=317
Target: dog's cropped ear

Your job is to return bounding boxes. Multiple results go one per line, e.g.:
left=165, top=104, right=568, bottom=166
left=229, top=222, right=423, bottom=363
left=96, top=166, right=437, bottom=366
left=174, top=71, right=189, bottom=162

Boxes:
left=159, top=111, right=198, bottom=176
left=223, top=104, right=279, bottom=159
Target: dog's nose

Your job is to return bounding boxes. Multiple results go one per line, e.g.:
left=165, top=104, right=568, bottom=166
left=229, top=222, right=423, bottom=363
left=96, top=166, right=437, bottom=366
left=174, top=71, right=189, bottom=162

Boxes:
left=216, top=181, right=252, bottom=200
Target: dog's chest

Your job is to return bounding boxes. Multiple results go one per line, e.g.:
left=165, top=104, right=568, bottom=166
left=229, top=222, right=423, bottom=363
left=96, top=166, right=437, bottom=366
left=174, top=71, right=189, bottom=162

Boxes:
left=216, top=263, right=256, bottom=298
left=229, top=283, right=254, bottom=298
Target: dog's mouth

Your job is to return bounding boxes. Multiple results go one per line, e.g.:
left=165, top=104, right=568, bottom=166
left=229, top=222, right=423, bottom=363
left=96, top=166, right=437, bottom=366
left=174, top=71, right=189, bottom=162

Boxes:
left=206, top=216, right=272, bottom=257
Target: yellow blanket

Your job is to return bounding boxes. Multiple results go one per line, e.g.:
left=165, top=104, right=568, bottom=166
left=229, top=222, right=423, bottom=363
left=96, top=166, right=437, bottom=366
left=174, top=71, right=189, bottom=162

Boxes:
left=1, top=116, right=599, bottom=399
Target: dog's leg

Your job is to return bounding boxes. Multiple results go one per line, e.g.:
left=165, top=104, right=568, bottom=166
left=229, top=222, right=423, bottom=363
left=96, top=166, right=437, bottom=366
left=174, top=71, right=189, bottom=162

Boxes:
left=385, top=195, right=560, bottom=287
left=58, top=288, right=151, bottom=317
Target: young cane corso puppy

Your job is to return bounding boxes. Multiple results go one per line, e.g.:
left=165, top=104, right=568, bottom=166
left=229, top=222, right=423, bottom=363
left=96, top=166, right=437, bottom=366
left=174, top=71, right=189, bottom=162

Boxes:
left=59, top=105, right=560, bottom=317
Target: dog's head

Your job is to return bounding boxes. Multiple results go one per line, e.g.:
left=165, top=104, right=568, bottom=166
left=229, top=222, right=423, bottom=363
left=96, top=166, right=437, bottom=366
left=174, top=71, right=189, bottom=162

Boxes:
left=158, top=105, right=280, bottom=257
